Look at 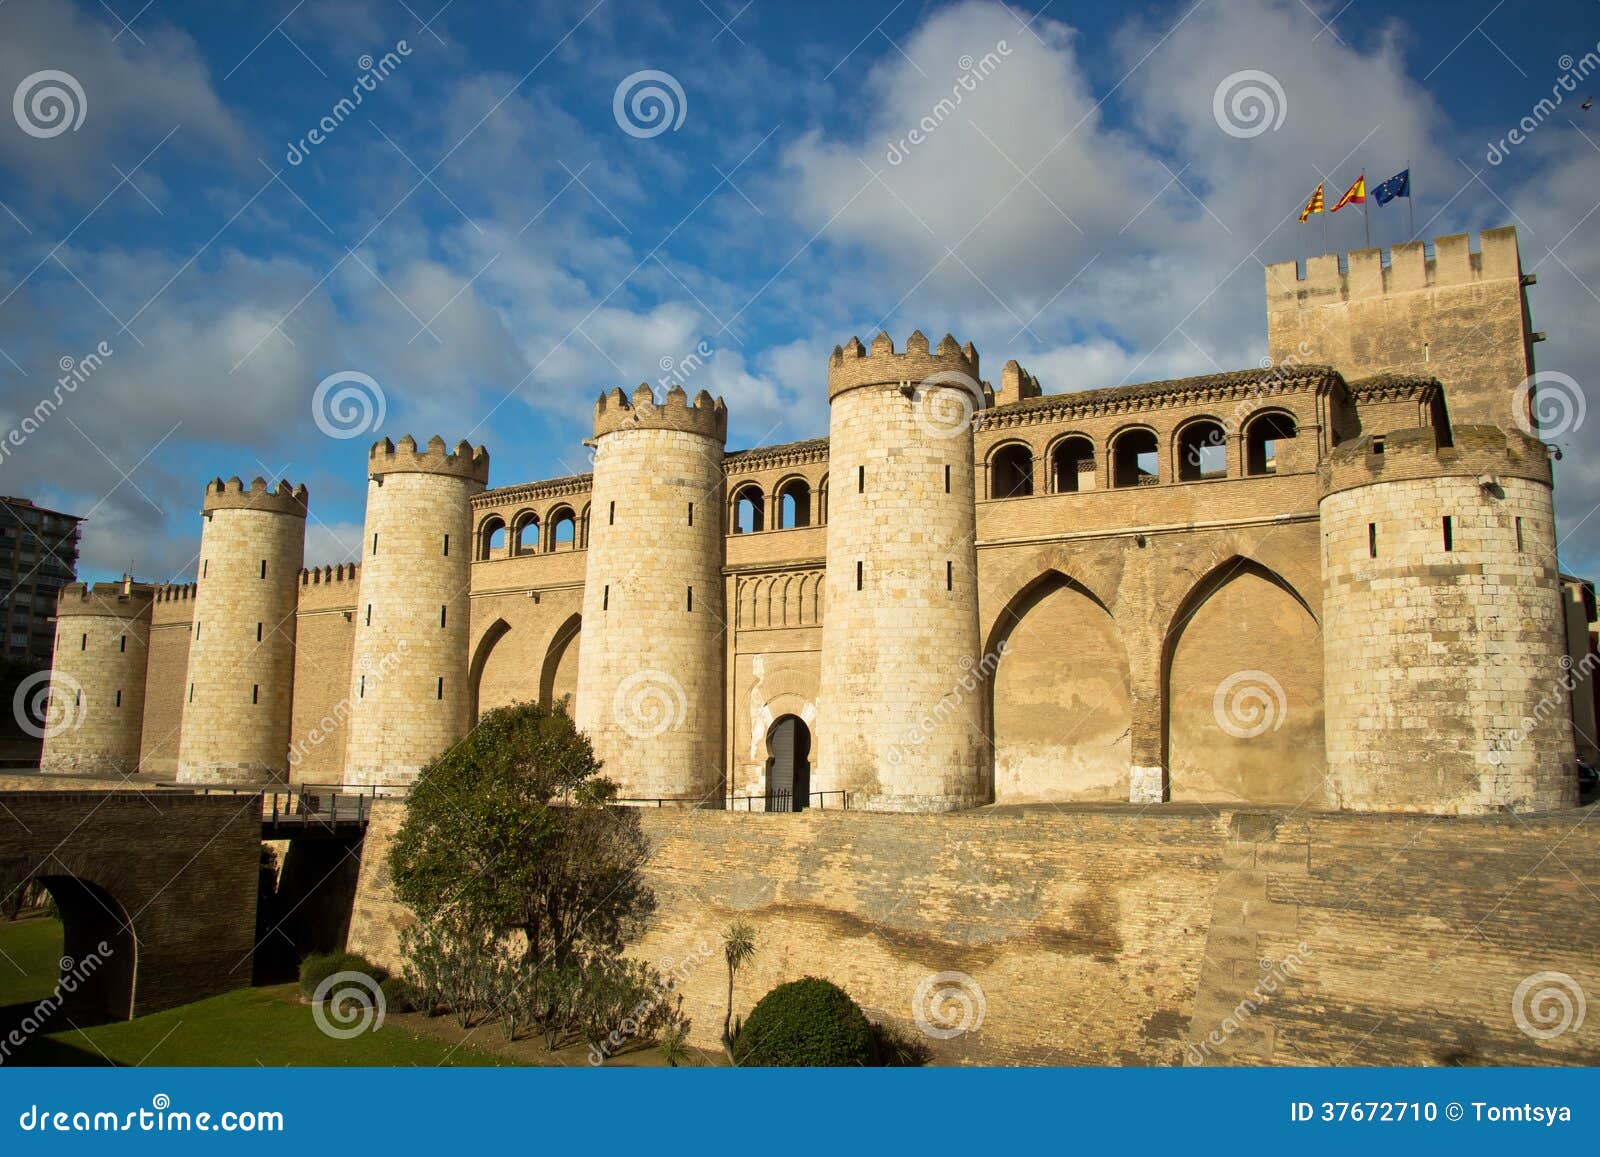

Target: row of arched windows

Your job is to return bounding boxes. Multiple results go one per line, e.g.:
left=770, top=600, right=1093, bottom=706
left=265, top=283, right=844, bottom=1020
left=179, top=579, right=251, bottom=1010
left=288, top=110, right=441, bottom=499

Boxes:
left=477, top=503, right=588, bottom=560
left=984, top=411, right=1299, bottom=499
left=729, top=476, right=829, bottom=535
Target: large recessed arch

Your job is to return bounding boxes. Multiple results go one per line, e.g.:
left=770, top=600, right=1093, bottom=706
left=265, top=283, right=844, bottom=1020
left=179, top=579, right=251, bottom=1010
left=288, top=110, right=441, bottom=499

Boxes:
left=468, top=617, right=511, bottom=721
left=1161, top=556, right=1324, bottom=805
left=539, top=613, right=582, bottom=712
left=985, top=570, right=1130, bottom=803
left=31, top=874, right=139, bottom=1022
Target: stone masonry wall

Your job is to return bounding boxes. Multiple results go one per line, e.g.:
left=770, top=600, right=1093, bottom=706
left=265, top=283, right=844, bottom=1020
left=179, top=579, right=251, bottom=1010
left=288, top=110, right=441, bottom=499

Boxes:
left=41, top=585, right=152, bottom=776
left=1321, top=468, right=1574, bottom=813
left=345, top=802, right=1599, bottom=1065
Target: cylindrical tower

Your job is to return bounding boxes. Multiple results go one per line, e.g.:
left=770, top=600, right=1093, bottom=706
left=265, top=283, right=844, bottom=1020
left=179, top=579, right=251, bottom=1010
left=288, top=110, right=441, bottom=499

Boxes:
left=39, top=579, right=153, bottom=776
left=816, top=331, right=987, bottom=812
left=342, top=435, right=488, bottom=787
left=575, top=384, right=727, bottom=802
left=176, top=477, right=308, bottom=784
left=1320, top=423, right=1576, bottom=813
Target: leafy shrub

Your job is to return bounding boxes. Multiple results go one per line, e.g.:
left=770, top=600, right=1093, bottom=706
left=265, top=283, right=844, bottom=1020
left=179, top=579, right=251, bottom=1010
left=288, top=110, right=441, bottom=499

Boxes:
left=731, top=977, right=873, bottom=1067
left=379, top=976, right=416, bottom=1014
left=870, top=1019, right=931, bottom=1066
left=298, top=951, right=387, bottom=1000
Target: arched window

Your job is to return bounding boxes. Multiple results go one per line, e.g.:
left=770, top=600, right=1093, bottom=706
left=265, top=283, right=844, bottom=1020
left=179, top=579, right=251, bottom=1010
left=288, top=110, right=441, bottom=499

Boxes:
left=1112, top=429, right=1159, bottom=488
left=817, top=475, right=829, bottom=526
left=477, top=515, right=507, bottom=561
left=1050, top=436, right=1095, bottom=493
left=1245, top=412, right=1297, bottom=475
left=989, top=443, right=1034, bottom=498
left=1176, top=419, right=1228, bottom=482
left=731, top=483, right=764, bottom=534
left=512, top=512, right=539, bottom=555
left=775, top=478, right=811, bottom=529
left=578, top=503, right=591, bottom=549
left=547, top=506, right=576, bottom=550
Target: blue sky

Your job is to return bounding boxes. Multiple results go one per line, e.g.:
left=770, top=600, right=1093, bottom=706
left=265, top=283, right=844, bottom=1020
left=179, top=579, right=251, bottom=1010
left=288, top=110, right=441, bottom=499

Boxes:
left=0, top=0, right=1596, bottom=582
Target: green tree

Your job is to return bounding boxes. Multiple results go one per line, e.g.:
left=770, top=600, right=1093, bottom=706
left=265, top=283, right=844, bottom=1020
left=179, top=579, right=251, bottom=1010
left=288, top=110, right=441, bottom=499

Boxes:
left=721, top=919, right=756, bottom=1047
left=388, top=701, right=655, bottom=979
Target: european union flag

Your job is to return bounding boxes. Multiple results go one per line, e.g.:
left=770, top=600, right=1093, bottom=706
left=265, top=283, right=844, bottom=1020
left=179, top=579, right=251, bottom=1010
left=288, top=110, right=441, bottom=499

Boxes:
left=1372, top=169, right=1410, bottom=205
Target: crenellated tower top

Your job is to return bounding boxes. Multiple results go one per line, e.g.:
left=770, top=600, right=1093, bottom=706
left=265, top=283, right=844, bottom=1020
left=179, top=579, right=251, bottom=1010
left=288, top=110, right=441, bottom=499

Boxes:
left=827, top=330, right=979, bottom=399
left=369, top=435, right=490, bottom=483
left=593, top=383, right=727, bottom=442
left=202, top=477, right=309, bottom=517
left=1319, top=423, right=1551, bottom=499
left=55, top=578, right=154, bottom=618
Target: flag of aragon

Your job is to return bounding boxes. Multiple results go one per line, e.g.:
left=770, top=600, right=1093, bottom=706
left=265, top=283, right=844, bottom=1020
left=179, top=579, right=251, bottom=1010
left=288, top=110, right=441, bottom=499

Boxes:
left=1299, top=183, right=1325, bottom=222
left=1331, top=174, right=1366, bottom=212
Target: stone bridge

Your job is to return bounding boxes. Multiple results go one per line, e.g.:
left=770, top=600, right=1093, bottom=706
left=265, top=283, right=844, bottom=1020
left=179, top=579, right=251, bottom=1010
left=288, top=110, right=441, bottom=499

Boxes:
left=0, top=790, right=260, bottom=1020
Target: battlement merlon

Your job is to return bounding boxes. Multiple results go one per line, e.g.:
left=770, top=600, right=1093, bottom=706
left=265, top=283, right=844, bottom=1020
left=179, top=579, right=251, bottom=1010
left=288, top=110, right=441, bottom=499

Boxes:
left=1266, top=227, right=1524, bottom=308
left=368, top=435, right=491, bottom=484
left=202, top=476, right=310, bottom=517
left=1319, top=423, right=1552, bottom=498
left=55, top=579, right=156, bottom=618
left=299, top=563, right=361, bottom=585
left=827, top=331, right=980, bottom=400
left=593, top=383, right=728, bottom=443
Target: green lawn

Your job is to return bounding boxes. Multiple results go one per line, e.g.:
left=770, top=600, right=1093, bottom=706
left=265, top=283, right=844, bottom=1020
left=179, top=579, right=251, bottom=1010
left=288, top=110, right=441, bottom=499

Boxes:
left=0, top=917, right=505, bottom=1067
left=0, top=915, right=62, bottom=1006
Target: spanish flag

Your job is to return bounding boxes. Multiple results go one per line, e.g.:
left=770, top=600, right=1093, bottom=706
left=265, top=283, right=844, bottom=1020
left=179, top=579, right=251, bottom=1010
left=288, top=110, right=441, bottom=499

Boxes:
left=1299, top=182, right=1324, bottom=222
left=1331, top=174, right=1366, bottom=212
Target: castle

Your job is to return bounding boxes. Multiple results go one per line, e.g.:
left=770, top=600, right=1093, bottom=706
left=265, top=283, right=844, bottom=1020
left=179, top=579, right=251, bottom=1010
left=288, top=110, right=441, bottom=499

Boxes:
left=37, top=227, right=1582, bottom=816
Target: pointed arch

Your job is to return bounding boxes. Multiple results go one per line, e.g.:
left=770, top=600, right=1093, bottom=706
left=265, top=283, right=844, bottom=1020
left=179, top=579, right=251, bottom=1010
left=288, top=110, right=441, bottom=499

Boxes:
left=1161, top=555, right=1324, bottom=805
left=539, top=613, right=582, bottom=711
left=985, top=569, right=1130, bottom=803
left=468, top=618, right=511, bottom=721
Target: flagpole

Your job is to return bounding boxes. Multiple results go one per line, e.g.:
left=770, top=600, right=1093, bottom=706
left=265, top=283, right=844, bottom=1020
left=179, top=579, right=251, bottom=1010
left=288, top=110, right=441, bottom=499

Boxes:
left=1407, top=158, right=1415, bottom=242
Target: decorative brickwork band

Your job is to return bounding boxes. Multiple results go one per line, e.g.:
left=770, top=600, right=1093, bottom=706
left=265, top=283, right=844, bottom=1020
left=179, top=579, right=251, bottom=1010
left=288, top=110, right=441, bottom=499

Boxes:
left=593, top=384, right=728, bottom=442
left=202, top=477, right=309, bottom=517
left=827, top=330, right=980, bottom=399
left=368, top=435, right=490, bottom=483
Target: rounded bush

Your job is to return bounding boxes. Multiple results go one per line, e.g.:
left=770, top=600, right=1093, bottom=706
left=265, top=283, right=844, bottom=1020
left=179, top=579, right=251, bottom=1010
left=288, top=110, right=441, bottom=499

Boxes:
left=297, top=951, right=387, bottom=999
left=732, top=977, right=873, bottom=1067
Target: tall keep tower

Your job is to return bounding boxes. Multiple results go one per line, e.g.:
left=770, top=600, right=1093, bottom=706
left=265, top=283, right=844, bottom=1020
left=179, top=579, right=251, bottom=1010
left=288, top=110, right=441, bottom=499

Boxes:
left=1266, top=228, right=1536, bottom=429
left=40, top=579, right=153, bottom=776
left=575, top=385, right=727, bottom=802
left=1320, top=424, right=1575, bottom=813
left=816, top=332, right=987, bottom=812
left=176, top=478, right=308, bottom=784
left=342, top=436, right=488, bottom=787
